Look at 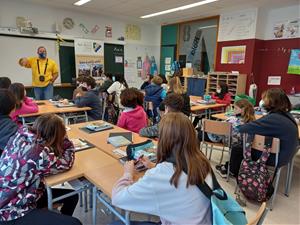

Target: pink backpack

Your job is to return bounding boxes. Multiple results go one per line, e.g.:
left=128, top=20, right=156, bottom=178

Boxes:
left=237, top=136, right=274, bottom=202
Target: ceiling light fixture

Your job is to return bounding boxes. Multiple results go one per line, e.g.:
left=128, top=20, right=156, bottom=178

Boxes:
left=141, top=0, right=218, bottom=18
left=74, top=0, right=91, bottom=6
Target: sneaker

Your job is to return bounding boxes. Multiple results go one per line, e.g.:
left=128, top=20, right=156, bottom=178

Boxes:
left=215, top=164, right=228, bottom=178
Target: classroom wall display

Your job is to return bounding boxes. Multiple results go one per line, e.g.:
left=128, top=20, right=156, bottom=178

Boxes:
left=273, top=19, right=299, bottom=39
left=221, top=45, right=246, bottom=64
left=124, top=44, right=160, bottom=88
left=125, top=24, right=141, bottom=40
left=74, top=38, right=104, bottom=78
left=179, top=18, right=218, bottom=74
left=218, top=9, right=257, bottom=42
left=287, top=49, right=300, bottom=75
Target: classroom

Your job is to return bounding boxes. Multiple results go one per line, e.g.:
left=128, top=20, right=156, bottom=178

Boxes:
left=0, top=0, right=299, bottom=224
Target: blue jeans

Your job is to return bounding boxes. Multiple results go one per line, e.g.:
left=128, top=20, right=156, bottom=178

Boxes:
left=34, top=83, right=53, bottom=100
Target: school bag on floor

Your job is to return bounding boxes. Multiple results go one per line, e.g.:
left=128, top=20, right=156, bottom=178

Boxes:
left=198, top=173, right=248, bottom=225
left=237, top=135, right=273, bottom=202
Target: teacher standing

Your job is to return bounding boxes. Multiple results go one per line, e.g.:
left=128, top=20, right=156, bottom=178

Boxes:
left=19, top=46, right=59, bottom=100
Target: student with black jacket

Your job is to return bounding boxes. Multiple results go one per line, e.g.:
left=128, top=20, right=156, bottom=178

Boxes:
left=74, top=76, right=102, bottom=120
left=229, top=88, right=299, bottom=176
left=0, top=89, right=18, bottom=155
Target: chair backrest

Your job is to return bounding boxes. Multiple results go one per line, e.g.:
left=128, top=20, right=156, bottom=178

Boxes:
left=144, top=101, right=154, bottom=111
left=251, top=135, right=280, bottom=154
left=202, top=119, right=232, bottom=136
left=247, top=202, right=268, bottom=225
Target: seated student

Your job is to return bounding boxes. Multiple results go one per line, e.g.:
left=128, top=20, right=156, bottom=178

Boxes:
left=117, top=88, right=147, bottom=133
left=72, top=75, right=87, bottom=100
left=9, top=83, right=38, bottom=124
left=211, top=82, right=232, bottom=105
left=205, top=99, right=255, bottom=177
left=158, top=74, right=168, bottom=91
left=74, top=75, right=102, bottom=120
left=230, top=88, right=299, bottom=176
left=0, top=89, right=18, bottom=155
left=0, top=77, right=11, bottom=89
left=144, top=75, right=167, bottom=123
left=140, top=74, right=153, bottom=90
left=193, top=82, right=232, bottom=127
left=139, top=93, right=184, bottom=138
left=167, top=76, right=191, bottom=116
left=98, top=73, right=113, bottom=93
left=112, top=113, right=213, bottom=225
left=107, top=73, right=128, bottom=109
left=0, top=114, right=81, bottom=225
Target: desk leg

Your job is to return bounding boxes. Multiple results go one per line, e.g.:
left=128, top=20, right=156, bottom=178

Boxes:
left=46, top=186, right=53, bottom=210
left=85, top=111, right=88, bottom=122
left=92, top=186, right=97, bottom=225
left=22, top=117, right=26, bottom=125
left=125, top=211, right=130, bottom=225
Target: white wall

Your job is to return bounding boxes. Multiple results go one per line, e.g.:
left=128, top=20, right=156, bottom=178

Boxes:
left=0, top=0, right=161, bottom=87
left=256, top=4, right=300, bottom=40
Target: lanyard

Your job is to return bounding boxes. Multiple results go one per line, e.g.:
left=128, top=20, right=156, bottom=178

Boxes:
left=37, top=59, right=48, bottom=75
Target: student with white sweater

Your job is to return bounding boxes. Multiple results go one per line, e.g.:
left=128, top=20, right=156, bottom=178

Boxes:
left=111, top=112, right=213, bottom=225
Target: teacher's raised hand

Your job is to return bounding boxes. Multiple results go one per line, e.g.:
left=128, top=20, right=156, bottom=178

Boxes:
left=18, top=57, right=28, bottom=67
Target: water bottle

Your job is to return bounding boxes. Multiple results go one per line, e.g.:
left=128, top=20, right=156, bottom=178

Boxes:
left=290, top=86, right=295, bottom=95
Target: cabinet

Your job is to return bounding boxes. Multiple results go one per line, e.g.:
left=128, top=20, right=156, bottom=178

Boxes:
left=186, top=77, right=207, bottom=96
left=206, top=72, right=247, bottom=98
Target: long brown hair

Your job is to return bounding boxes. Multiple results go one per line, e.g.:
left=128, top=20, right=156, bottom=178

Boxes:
left=168, top=77, right=185, bottom=95
left=9, top=83, right=25, bottom=109
left=263, top=88, right=292, bottom=113
left=157, top=112, right=211, bottom=188
left=32, top=114, right=66, bottom=157
left=235, top=99, right=255, bottom=123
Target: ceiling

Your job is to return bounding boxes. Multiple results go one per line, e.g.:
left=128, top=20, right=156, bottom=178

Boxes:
left=22, top=0, right=299, bottom=24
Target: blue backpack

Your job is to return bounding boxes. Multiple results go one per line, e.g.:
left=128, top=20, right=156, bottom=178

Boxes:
left=197, top=173, right=248, bottom=225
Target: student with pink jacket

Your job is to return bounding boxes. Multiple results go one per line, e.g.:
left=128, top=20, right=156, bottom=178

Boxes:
left=117, top=88, right=147, bottom=133
left=9, top=83, right=38, bottom=124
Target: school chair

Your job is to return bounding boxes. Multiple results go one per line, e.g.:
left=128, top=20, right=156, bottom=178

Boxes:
left=241, top=134, right=295, bottom=210
left=144, top=101, right=156, bottom=125
left=201, top=119, right=232, bottom=175
left=247, top=202, right=268, bottom=225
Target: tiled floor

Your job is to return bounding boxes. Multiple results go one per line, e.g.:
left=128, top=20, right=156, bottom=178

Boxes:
left=73, top=150, right=300, bottom=225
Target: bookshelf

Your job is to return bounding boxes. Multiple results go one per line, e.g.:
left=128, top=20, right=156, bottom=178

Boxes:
left=206, top=72, right=247, bottom=99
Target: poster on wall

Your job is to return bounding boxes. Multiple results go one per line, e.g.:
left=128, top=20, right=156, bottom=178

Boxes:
left=273, top=19, right=299, bottom=39
left=287, top=49, right=300, bottom=75
left=221, top=45, right=246, bottom=64
left=125, top=24, right=141, bottom=40
left=74, top=39, right=104, bottom=78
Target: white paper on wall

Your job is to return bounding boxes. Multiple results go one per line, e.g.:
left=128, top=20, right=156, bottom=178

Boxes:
left=218, top=9, right=258, bottom=41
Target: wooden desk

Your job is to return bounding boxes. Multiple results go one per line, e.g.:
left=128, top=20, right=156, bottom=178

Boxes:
left=19, top=100, right=91, bottom=125
left=45, top=148, right=117, bottom=187
left=67, top=121, right=154, bottom=159
left=191, top=103, right=226, bottom=112
left=212, top=113, right=263, bottom=120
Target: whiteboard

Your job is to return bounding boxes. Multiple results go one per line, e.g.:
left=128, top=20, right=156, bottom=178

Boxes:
left=218, top=9, right=257, bottom=42
left=0, top=35, right=60, bottom=86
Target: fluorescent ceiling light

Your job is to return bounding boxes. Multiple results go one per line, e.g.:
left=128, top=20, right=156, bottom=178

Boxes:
left=141, top=0, right=218, bottom=18
left=74, top=0, right=91, bottom=6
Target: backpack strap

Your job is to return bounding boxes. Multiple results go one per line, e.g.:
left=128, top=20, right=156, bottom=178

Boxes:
left=244, top=134, right=254, bottom=160
left=258, top=136, right=272, bottom=163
